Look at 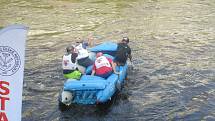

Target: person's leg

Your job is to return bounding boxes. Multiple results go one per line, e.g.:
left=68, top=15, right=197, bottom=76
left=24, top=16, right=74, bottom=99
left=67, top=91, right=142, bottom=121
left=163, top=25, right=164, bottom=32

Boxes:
left=63, top=71, right=82, bottom=79
left=114, top=56, right=126, bottom=66
left=77, top=57, right=93, bottom=67
left=104, top=71, right=113, bottom=78
left=84, top=57, right=93, bottom=66
left=77, top=64, right=86, bottom=74
left=96, top=71, right=112, bottom=79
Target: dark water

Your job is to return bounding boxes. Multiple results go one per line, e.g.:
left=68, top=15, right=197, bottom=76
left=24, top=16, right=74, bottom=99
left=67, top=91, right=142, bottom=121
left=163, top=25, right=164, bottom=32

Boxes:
left=0, top=0, right=215, bottom=121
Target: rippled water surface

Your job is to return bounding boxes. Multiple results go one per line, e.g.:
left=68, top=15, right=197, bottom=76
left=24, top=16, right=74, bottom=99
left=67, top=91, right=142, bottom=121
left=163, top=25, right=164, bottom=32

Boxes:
left=0, top=0, right=215, bottom=120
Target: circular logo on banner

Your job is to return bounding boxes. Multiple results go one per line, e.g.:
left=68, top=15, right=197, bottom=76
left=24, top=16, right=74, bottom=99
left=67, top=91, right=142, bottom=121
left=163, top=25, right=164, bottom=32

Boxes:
left=0, top=46, right=21, bottom=76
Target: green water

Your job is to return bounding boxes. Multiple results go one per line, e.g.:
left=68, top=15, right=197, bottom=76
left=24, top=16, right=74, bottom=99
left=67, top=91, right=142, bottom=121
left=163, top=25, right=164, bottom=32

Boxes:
left=0, top=0, right=215, bottom=120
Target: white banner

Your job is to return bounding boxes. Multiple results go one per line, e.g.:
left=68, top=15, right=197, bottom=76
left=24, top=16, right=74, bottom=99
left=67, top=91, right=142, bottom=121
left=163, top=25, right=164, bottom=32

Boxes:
left=0, top=25, right=28, bottom=121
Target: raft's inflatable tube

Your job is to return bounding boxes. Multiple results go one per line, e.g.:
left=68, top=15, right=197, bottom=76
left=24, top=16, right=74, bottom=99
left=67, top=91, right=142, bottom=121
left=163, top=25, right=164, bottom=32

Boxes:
left=90, top=42, right=117, bottom=56
left=90, top=42, right=117, bottom=52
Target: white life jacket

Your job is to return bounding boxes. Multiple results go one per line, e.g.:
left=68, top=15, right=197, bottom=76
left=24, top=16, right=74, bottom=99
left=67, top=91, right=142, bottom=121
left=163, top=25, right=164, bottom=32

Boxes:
left=62, top=54, right=77, bottom=70
left=75, top=44, right=89, bottom=60
left=95, top=56, right=111, bottom=69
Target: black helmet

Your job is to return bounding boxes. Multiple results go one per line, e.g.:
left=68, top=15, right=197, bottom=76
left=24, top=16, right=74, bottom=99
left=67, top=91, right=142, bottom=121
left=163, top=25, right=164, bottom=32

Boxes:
left=122, top=37, right=129, bottom=43
left=66, top=46, right=74, bottom=53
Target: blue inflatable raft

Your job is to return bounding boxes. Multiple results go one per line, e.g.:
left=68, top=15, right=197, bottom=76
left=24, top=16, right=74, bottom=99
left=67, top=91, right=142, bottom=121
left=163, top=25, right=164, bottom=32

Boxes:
left=59, top=42, right=128, bottom=109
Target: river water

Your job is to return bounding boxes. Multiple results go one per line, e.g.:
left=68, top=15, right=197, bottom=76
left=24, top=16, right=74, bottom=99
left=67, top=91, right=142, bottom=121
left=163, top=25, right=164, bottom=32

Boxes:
left=0, top=0, right=215, bottom=121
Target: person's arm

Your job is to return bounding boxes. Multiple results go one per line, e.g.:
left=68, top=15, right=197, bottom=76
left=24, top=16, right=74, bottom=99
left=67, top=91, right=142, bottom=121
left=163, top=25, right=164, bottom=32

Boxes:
left=80, top=36, right=93, bottom=49
left=111, top=61, right=120, bottom=75
left=128, top=54, right=132, bottom=62
left=91, top=64, right=96, bottom=75
left=127, top=46, right=132, bottom=62
left=91, top=70, right=95, bottom=75
left=87, top=36, right=93, bottom=47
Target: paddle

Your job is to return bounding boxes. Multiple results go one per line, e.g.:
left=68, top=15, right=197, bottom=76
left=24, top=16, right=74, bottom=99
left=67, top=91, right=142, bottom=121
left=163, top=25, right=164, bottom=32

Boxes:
left=115, top=64, right=124, bottom=91
left=130, top=60, right=134, bottom=70
left=116, top=71, right=121, bottom=91
left=127, top=60, right=134, bottom=70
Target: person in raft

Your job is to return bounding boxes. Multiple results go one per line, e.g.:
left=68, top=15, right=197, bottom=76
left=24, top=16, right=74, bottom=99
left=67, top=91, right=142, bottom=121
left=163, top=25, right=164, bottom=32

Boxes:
left=73, top=37, right=94, bottom=68
left=91, top=52, right=118, bottom=78
left=62, top=46, right=82, bottom=79
left=114, top=37, right=132, bottom=66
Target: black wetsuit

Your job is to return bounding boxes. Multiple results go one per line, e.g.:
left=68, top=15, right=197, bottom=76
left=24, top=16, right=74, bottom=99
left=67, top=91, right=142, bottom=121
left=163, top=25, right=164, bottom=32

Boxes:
left=114, top=43, right=131, bottom=65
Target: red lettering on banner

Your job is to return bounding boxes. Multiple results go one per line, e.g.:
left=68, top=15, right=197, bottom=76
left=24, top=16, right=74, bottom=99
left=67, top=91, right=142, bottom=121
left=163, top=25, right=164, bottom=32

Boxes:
left=0, top=80, right=10, bottom=121
left=0, top=97, right=9, bottom=111
left=0, top=112, right=8, bottom=121
left=0, top=81, right=9, bottom=95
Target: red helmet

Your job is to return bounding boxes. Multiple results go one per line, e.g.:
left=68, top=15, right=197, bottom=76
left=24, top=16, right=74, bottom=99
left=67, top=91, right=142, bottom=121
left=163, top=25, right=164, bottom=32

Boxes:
left=96, top=52, right=103, bottom=58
